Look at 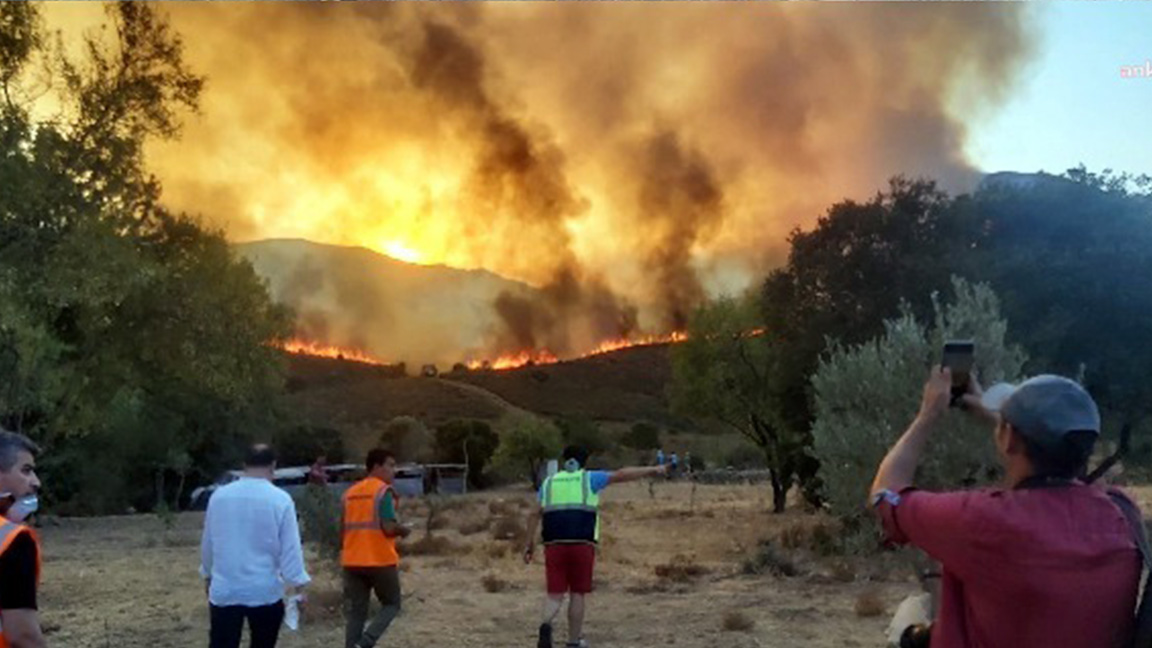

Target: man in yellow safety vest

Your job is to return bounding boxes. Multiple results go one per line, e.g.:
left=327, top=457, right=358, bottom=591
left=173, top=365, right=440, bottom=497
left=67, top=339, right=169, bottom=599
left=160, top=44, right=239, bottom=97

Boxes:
left=524, top=445, right=666, bottom=648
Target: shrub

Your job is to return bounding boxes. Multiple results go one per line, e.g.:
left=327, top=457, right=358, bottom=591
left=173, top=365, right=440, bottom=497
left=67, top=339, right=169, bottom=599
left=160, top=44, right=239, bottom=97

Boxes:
left=379, top=416, right=433, bottom=463
left=742, top=540, right=799, bottom=577
left=721, top=611, right=755, bottom=632
left=272, top=425, right=345, bottom=466
left=295, top=485, right=343, bottom=562
left=557, top=417, right=611, bottom=457
left=812, top=278, right=1026, bottom=535
left=401, top=535, right=457, bottom=556
left=433, top=419, right=499, bottom=488
left=481, top=573, right=510, bottom=593
left=492, top=413, right=563, bottom=489
left=621, top=422, right=661, bottom=450
left=490, top=516, right=526, bottom=543
left=654, top=555, right=710, bottom=582
left=854, top=590, right=886, bottom=617
left=458, top=518, right=490, bottom=536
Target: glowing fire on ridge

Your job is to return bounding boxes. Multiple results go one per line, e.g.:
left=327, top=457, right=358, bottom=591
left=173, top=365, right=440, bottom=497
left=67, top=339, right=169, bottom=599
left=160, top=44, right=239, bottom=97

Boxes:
left=465, top=331, right=690, bottom=372
left=281, top=338, right=385, bottom=365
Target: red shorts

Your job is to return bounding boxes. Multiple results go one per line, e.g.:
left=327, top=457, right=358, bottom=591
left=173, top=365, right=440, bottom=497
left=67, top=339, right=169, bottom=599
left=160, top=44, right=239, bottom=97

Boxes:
left=544, top=543, right=596, bottom=594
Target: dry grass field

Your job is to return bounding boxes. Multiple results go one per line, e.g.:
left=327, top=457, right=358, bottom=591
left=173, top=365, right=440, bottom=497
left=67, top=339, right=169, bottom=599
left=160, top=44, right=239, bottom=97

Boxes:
left=40, top=480, right=1149, bottom=648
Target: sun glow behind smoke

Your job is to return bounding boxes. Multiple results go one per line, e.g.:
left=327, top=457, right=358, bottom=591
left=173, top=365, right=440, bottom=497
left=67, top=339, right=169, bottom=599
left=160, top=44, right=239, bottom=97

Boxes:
left=41, top=2, right=1035, bottom=365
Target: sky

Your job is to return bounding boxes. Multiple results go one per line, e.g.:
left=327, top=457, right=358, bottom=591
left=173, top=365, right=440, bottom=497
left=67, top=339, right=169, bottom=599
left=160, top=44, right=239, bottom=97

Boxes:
left=967, top=3, right=1152, bottom=177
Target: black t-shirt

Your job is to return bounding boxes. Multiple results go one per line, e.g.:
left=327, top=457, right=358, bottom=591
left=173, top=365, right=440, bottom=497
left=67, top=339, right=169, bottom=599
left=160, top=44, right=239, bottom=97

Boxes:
left=0, top=532, right=38, bottom=610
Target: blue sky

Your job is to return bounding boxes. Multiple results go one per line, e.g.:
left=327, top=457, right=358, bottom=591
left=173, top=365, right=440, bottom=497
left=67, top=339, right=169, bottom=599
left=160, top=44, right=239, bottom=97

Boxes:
left=966, top=3, right=1152, bottom=177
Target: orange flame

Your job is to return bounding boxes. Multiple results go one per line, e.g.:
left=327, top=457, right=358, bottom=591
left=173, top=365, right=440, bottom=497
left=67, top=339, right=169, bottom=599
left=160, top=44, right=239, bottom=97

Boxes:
left=281, top=338, right=385, bottom=365
left=466, top=331, right=690, bottom=372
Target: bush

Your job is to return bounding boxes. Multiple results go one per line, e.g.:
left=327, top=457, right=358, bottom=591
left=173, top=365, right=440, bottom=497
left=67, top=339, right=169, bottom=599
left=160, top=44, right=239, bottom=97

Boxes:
left=812, top=278, right=1026, bottom=534
left=724, top=442, right=764, bottom=470
left=492, top=413, right=563, bottom=489
left=742, top=540, right=799, bottom=577
left=433, top=419, right=499, bottom=488
left=721, top=611, right=755, bottom=632
left=481, top=573, right=510, bottom=593
left=854, top=590, right=886, bottom=617
left=654, top=555, right=710, bottom=582
left=490, top=516, right=526, bottom=543
left=379, top=416, right=433, bottom=463
left=621, top=422, right=661, bottom=450
left=273, top=425, right=345, bottom=466
left=557, top=417, right=611, bottom=457
left=295, top=485, right=343, bottom=563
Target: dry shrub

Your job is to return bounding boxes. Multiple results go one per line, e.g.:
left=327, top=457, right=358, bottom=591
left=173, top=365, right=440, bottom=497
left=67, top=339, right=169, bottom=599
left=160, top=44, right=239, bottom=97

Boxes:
left=490, top=516, right=525, bottom=542
left=742, top=540, right=799, bottom=577
left=302, top=582, right=343, bottom=623
left=777, top=520, right=839, bottom=555
left=488, top=499, right=517, bottom=516
left=721, top=610, right=755, bottom=632
left=778, top=524, right=807, bottom=550
left=481, top=573, right=510, bottom=593
left=401, top=535, right=457, bottom=556
left=486, top=541, right=512, bottom=559
left=830, top=560, right=856, bottom=583
left=458, top=518, right=491, bottom=536
left=854, top=589, right=886, bottom=617
left=654, top=554, right=710, bottom=583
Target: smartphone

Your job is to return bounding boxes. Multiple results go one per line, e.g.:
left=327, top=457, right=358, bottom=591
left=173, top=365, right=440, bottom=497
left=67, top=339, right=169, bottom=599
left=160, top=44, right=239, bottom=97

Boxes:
left=941, top=340, right=975, bottom=403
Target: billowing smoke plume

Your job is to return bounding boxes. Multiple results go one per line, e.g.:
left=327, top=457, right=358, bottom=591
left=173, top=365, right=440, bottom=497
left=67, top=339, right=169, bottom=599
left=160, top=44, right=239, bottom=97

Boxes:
left=42, top=3, right=1034, bottom=363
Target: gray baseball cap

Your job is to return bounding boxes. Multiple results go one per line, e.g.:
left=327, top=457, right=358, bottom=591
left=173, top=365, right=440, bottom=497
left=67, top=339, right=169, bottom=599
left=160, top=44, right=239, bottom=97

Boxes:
left=980, top=375, right=1101, bottom=446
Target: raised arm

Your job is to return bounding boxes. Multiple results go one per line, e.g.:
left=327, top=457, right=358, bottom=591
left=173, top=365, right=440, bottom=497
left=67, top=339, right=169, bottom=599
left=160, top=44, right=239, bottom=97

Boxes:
left=870, top=368, right=950, bottom=497
left=608, top=465, right=667, bottom=485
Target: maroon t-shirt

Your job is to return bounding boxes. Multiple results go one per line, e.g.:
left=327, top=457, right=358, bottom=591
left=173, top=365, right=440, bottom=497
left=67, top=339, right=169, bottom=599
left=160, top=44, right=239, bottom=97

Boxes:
left=876, top=483, right=1141, bottom=648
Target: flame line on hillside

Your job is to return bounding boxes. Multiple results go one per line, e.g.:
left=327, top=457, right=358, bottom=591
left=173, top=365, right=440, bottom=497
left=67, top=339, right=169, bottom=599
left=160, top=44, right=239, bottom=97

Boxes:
left=281, top=339, right=386, bottom=365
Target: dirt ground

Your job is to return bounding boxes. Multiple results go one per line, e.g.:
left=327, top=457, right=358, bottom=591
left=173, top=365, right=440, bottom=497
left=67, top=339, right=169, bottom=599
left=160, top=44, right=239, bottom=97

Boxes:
left=36, top=481, right=986, bottom=648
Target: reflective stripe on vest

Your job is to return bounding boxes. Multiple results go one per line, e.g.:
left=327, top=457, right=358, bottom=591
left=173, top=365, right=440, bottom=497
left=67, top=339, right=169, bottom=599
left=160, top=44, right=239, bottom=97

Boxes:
left=541, top=470, right=600, bottom=544
left=0, top=516, right=41, bottom=648
left=341, top=477, right=400, bottom=568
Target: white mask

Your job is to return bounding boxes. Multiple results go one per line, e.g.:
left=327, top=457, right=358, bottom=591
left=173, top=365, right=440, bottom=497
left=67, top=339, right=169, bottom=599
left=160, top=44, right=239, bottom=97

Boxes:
left=0, top=493, right=38, bottom=523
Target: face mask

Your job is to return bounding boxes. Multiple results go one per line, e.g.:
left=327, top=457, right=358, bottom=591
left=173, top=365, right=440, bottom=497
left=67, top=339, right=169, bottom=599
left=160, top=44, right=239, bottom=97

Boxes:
left=564, top=459, right=581, bottom=472
left=0, top=493, right=38, bottom=523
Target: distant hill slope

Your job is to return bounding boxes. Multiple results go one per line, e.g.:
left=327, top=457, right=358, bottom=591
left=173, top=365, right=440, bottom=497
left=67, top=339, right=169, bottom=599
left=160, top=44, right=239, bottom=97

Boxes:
left=446, top=343, right=682, bottom=426
left=237, top=239, right=538, bottom=367
left=283, top=341, right=686, bottom=433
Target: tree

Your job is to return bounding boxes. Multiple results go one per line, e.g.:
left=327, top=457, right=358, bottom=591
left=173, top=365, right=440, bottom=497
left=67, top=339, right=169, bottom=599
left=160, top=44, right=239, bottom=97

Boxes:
left=811, top=278, right=1026, bottom=541
left=957, top=171, right=1152, bottom=430
left=621, top=422, right=661, bottom=451
left=492, top=413, right=563, bottom=490
left=760, top=177, right=963, bottom=438
left=669, top=292, right=816, bottom=513
left=433, top=419, right=499, bottom=488
left=0, top=3, right=290, bottom=512
left=556, top=417, right=610, bottom=459
left=379, top=416, right=433, bottom=463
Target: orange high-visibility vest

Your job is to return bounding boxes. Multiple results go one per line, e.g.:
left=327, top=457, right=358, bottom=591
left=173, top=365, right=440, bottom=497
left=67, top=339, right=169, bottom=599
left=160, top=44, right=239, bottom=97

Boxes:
left=341, top=477, right=399, bottom=568
left=0, top=515, right=41, bottom=648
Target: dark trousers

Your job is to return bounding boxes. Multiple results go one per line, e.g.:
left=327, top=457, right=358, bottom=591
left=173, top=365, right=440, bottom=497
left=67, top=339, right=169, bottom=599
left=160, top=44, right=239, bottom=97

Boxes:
left=209, top=602, right=285, bottom=648
left=344, top=566, right=402, bottom=648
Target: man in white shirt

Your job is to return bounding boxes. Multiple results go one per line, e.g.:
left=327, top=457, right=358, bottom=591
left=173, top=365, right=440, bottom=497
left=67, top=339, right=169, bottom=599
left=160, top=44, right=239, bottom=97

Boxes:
left=200, top=444, right=311, bottom=648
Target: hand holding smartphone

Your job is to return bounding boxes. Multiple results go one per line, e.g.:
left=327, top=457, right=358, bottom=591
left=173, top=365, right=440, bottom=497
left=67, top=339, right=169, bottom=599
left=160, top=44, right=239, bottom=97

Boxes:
left=941, top=340, right=975, bottom=407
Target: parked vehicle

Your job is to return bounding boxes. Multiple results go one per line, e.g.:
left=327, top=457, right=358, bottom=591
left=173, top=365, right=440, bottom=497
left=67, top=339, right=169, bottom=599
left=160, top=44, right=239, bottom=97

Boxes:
left=189, top=463, right=363, bottom=510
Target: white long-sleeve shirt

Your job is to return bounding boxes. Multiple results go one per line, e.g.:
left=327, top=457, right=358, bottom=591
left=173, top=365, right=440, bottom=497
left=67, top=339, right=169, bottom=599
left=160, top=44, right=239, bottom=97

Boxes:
left=199, top=475, right=311, bottom=607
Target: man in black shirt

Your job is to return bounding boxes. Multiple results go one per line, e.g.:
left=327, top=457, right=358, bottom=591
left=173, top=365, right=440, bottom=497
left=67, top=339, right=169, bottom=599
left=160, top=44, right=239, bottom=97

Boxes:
left=0, top=428, right=46, bottom=648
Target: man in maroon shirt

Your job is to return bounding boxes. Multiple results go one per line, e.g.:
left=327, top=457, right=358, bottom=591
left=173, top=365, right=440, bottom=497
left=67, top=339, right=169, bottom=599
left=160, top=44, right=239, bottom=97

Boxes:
left=871, top=369, right=1142, bottom=648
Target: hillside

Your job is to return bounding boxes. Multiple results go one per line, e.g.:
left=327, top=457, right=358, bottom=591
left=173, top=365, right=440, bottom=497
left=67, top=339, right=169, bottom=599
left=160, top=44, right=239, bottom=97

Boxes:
left=283, top=341, right=686, bottom=433
left=238, top=239, right=540, bottom=367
